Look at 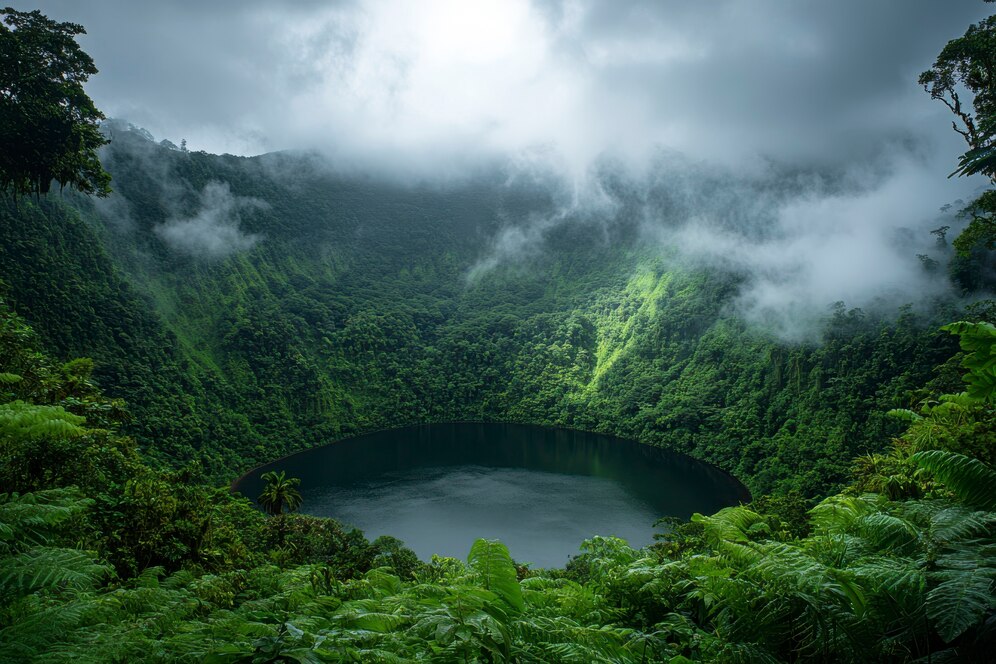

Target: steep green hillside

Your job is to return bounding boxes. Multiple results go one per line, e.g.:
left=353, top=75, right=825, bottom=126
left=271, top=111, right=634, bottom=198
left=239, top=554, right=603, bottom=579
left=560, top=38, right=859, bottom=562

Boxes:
left=3, top=5, right=995, bottom=662
left=2, top=297, right=993, bottom=662
left=0, top=128, right=974, bottom=495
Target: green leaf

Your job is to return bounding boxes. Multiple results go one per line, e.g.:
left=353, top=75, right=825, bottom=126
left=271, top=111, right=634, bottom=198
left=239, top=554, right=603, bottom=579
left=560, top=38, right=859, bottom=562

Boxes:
left=854, top=512, right=919, bottom=554
left=693, top=506, right=764, bottom=546
left=0, top=547, right=107, bottom=599
left=940, top=321, right=996, bottom=403
left=467, top=539, right=523, bottom=614
left=927, top=569, right=993, bottom=642
left=912, top=451, right=996, bottom=510
left=886, top=408, right=922, bottom=423
left=0, top=372, right=22, bottom=384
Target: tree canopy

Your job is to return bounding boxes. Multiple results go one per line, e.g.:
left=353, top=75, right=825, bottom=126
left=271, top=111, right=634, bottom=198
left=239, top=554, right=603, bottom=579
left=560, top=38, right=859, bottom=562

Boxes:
left=0, top=8, right=110, bottom=198
left=921, top=5, right=996, bottom=260
left=920, top=15, right=996, bottom=157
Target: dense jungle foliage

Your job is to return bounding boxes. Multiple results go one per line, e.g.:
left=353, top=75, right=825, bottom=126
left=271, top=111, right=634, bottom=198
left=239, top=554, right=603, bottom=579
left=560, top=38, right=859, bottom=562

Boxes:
left=2, top=3, right=996, bottom=662
left=0, top=126, right=987, bottom=497
left=1, top=299, right=994, bottom=662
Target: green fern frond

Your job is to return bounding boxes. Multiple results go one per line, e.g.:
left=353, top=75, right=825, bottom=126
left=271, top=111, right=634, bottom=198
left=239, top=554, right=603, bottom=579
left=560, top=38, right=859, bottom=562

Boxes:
left=132, top=565, right=166, bottom=589
left=851, top=556, right=926, bottom=599
left=912, top=451, right=996, bottom=510
left=0, top=372, right=23, bottom=384
left=467, top=538, right=524, bottom=614
left=940, top=321, right=996, bottom=403
left=854, top=512, right=919, bottom=554
left=926, top=505, right=996, bottom=544
left=0, top=547, right=108, bottom=599
left=693, top=506, right=765, bottom=546
left=0, top=401, right=86, bottom=440
left=927, top=568, right=993, bottom=642
left=808, top=494, right=884, bottom=533
left=0, top=598, right=90, bottom=662
left=0, top=488, right=90, bottom=551
left=887, top=408, right=922, bottom=423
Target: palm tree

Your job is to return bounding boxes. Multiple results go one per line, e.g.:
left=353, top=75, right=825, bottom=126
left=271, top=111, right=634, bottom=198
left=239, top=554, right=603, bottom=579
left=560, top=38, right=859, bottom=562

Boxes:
left=257, top=470, right=303, bottom=516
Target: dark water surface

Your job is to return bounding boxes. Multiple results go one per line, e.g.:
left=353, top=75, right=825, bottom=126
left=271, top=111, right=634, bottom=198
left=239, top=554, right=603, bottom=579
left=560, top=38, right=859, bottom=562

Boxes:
left=234, top=423, right=749, bottom=567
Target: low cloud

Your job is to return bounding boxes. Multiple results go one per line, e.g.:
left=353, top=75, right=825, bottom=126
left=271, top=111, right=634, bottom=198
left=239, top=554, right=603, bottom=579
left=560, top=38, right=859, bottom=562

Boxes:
left=28, top=0, right=991, bottom=177
left=656, top=155, right=980, bottom=340
left=469, top=157, right=620, bottom=279
left=28, top=0, right=992, bottom=338
left=470, top=150, right=983, bottom=341
left=155, top=181, right=265, bottom=258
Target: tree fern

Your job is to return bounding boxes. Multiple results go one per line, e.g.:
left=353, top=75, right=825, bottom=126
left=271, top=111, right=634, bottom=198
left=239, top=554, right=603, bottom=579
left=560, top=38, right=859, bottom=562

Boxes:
left=1, top=547, right=107, bottom=600
left=907, top=503, right=996, bottom=544
left=887, top=408, right=922, bottom=423
left=693, top=506, right=766, bottom=546
left=853, top=512, right=919, bottom=555
left=0, top=598, right=90, bottom=663
left=0, top=401, right=86, bottom=441
left=257, top=470, right=303, bottom=516
left=911, top=450, right=996, bottom=510
left=514, top=616, right=637, bottom=663
left=0, top=489, right=90, bottom=550
left=808, top=494, right=884, bottom=533
left=336, top=601, right=411, bottom=633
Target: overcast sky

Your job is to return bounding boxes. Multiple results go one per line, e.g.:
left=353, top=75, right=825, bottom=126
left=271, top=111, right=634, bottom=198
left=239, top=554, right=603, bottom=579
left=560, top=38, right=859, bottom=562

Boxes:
left=20, top=1, right=996, bottom=339
left=19, top=0, right=994, bottom=175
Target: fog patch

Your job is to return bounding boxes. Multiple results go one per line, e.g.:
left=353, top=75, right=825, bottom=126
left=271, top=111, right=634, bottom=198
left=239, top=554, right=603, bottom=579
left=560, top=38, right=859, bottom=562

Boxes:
left=467, top=147, right=983, bottom=341
left=91, top=191, right=135, bottom=232
left=155, top=181, right=265, bottom=258
left=468, top=157, right=620, bottom=280
left=662, top=156, right=978, bottom=341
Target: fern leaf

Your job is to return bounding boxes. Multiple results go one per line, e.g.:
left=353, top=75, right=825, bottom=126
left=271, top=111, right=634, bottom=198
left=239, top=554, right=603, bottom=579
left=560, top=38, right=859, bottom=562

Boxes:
left=927, top=506, right=996, bottom=544
left=927, top=569, right=993, bottom=642
left=693, top=506, right=765, bottom=546
left=467, top=539, right=524, bottom=614
left=0, top=599, right=89, bottom=662
left=887, top=408, right=922, bottom=423
left=0, top=489, right=90, bottom=550
left=0, top=547, right=107, bottom=599
left=940, top=321, right=996, bottom=403
left=912, top=451, right=996, bottom=510
left=808, top=494, right=883, bottom=533
left=854, top=512, right=919, bottom=554
left=0, top=401, right=86, bottom=440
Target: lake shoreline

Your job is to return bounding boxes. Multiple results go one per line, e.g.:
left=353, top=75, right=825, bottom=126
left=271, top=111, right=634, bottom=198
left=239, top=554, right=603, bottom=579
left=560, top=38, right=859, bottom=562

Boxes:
left=231, top=419, right=752, bottom=504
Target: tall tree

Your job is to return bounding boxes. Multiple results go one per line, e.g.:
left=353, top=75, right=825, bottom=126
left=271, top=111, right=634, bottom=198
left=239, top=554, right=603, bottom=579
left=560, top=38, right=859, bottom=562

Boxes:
left=920, top=17, right=996, bottom=155
left=0, top=8, right=110, bottom=198
left=921, top=3, right=996, bottom=260
left=257, top=470, right=303, bottom=516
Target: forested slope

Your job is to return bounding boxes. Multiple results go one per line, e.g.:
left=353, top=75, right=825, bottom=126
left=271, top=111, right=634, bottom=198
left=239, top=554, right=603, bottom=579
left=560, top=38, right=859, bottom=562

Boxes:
left=0, top=126, right=981, bottom=495
left=2, top=296, right=993, bottom=662
left=2, top=4, right=995, bottom=661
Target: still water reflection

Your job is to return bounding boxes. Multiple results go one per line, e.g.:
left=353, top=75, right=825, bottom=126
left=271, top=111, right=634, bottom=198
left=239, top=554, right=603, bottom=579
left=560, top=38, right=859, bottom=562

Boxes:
left=234, top=423, right=749, bottom=567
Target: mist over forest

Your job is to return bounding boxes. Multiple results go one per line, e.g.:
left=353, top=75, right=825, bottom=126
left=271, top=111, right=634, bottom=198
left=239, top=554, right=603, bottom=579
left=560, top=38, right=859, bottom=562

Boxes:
left=1, top=2, right=994, bottom=662
left=45, top=0, right=991, bottom=338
